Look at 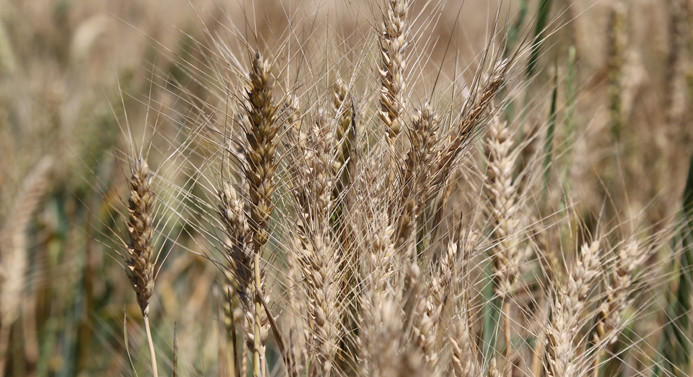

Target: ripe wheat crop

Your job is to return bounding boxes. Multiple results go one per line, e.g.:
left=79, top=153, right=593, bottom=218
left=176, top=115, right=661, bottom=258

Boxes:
left=0, top=0, right=692, bottom=376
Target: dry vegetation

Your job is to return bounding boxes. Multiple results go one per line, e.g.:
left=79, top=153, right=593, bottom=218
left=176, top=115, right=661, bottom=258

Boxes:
left=1, top=0, right=693, bottom=376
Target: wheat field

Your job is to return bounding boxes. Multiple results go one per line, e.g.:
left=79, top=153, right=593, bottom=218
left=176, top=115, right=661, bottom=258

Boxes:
left=1, top=0, right=693, bottom=376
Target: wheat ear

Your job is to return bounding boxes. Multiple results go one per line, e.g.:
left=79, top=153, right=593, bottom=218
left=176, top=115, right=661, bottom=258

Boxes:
left=433, top=60, right=508, bottom=193
left=331, top=76, right=361, bottom=370
left=242, top=51, right=279, bottom=377
left=332, top=76, right=356, bottom=202
left=379, top=0, right=409, bottom=203
left=665, top=0, right=689, bottom=130
left=292, top=109, right=340, bottom=376
left=217, top=179, right=251, bottom=376
left=449, top=233, right=481, bottom=377
left=545, top=241, right=601, bottom=377
left=591, top=240, right=642, bottom=376
left=0, top=157, right=52, bottom=374
left=606, top=2, right=626, bottom=141
left=125, top=156, right=158, bottom=377
left=394, top=104, right=438, bottom=252
left=484, top=114, right=522, bottom=366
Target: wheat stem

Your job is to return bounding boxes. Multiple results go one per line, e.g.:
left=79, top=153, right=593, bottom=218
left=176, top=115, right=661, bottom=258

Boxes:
left=143, top=314, right=159, bottom=377
left=503, top=300, right=511, bottom=370
left=253, top=253, right=262, bottom=377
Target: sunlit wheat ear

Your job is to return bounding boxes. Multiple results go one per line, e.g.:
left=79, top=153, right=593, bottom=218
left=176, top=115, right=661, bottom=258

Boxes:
left=545, top=240, right=601, bottom=377
left=124, top=156, right=159, bottom=377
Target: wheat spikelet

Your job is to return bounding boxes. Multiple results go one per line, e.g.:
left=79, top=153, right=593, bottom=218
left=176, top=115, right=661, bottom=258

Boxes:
left=450, top=320, right=479, bottom=377
left=369, top=298, right=403, bottom=377
left=356, top=193, right=400, bottom=376
left=331, top=76, right=361, bottom=371
left=429, top=239, right=457, bottom=353
left=488, top=358, right=502, bottom=377
left=292, top=229, right=339, bottom=376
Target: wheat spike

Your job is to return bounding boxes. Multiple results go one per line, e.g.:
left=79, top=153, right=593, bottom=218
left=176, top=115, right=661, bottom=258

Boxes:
left=125, top=157, right=156, bottom=316
left=545, top=241, right=601, bottom=377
